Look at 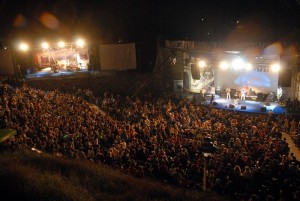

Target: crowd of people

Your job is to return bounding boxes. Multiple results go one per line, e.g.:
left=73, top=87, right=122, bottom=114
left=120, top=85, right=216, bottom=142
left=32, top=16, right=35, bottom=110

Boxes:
left=0, top=76, right=299, bottom=201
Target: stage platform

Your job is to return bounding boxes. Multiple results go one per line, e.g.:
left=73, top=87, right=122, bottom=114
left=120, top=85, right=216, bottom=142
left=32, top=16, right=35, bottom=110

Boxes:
left=25, top=68, right=90, bottom=79
left=188, top=94, right=287, bottom=114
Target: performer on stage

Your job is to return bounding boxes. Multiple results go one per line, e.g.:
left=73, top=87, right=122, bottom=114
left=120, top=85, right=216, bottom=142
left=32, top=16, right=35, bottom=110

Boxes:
left=226, top=88, right=231, bottom=99
left=241, top=88, right=246, bottom=100
left=201, top=88, right=206, bottom=98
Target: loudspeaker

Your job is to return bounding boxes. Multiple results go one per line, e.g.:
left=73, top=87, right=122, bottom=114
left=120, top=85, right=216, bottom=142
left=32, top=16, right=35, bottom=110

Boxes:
left=265, top=102, right=270, bottom=106
left=213, top=102, right=218, bottom=106
left=261, top=107, right=267, bottom=112
left=241, top=105, right=247, bottom=110
left=184, top=58, right=190, bottom=65
left=191, top=64, right=200, bottom=80
left=229, top=104, right=235, bottom=109
left=278, top=68, right=292, bottom=87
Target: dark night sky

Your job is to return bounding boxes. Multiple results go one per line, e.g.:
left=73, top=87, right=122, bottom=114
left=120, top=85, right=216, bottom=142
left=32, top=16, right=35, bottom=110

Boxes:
left=0, top=0, right=300, bottom=43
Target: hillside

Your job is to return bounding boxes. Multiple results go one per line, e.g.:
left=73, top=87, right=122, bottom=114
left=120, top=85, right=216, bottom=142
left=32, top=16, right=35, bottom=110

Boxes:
left=0, top=150, right=226, bottom=201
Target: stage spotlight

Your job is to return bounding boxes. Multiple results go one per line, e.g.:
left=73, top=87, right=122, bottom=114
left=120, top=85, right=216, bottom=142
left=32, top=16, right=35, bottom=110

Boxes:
left=58, top=41, right=65, bottom=48
left=219, top=61, right=229, bottom=70
left=271, top=63, right=280, bottom=72
left=245, top=63, right=252, bottom=71
left=232, top=58, right=244, bottom=70
left=170, top=51, right=177, bottom=64
left=198, top=60, right=206, bottom=68
left=41, top=42, right=49, bottom=49
left=19, top=43, right=29, bottom=51
left=170, top=57, right=177, bottom=65
left=76, top=39, right=85, bottom=48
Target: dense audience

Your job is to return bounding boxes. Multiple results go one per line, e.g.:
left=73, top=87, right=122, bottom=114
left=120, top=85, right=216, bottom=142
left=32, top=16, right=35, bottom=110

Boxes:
left=0, top=76, right=299, bottom=201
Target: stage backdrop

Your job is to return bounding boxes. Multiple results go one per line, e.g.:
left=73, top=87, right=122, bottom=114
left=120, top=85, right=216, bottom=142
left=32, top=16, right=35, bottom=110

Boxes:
left=33, top=47, right=89, bottom=70
left=215, top=69, right=279, bottom=94
left=184, top=64, right=279, bottom=94
left=99, top=43, right=136, bottom=71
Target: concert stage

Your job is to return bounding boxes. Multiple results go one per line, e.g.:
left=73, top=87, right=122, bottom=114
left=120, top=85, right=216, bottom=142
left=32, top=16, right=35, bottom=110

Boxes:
left=198, top=95, right=286, bottom=114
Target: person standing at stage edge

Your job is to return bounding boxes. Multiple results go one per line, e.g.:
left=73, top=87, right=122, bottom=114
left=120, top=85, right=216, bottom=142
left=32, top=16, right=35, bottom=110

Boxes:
left=241, top=88, right=246, bottom=100
left=226, top=88, right=231, bottom=99
left=201, top=88, right=206, bottom=99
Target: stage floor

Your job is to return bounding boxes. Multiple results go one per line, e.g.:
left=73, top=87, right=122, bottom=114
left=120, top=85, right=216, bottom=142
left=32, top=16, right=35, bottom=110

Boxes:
left=200, top=95, right=286, bottom=114
left=25, top=68, right=90, bottom=79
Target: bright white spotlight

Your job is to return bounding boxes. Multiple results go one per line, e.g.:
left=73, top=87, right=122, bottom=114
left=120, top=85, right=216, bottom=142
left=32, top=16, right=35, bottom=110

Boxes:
left=41, top=42, right=49, bottom=49
left=58, top=41, right=65, bottom=48
left=76, top=39, right=84, bottom=48
left=219, top=61, right=229, bottom=70
left=19, top=43, right=29, bottom=51
left=225, top=50, right=240, bottom=54
left=198, top=60, right=206, bottom=68
left=271, top=63, right=280, bottom=72
left=232, top=58, right=244, bottom=70
left=245, top=63, right=252, bottom=71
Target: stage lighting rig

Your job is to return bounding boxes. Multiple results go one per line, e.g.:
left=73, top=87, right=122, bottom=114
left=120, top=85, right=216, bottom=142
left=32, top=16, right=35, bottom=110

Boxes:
left=170, top=50, right=177, bottom=65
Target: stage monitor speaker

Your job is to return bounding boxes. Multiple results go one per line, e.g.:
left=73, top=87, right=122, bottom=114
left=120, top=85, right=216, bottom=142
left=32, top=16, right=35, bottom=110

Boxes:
left=261, top=107, right=267, bottom=112
left=241, top=105, right=247, bottom=110
left=191, top=64, right=200, bottom=80
left=265, top=102, right=270, bottom=106
left=229, top=104, right=235, bottom=109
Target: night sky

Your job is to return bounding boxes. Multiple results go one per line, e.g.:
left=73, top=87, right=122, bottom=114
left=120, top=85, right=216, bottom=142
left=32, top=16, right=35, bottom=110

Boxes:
left=0, top=0, right=300, bottom=43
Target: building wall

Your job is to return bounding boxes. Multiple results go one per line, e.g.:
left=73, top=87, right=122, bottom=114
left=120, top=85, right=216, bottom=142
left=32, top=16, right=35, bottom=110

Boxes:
left=290, top=55, right=300, bottom=100
left=99, top=43, right=136, bottom=71
left=0, top=49, right=14, bottom=75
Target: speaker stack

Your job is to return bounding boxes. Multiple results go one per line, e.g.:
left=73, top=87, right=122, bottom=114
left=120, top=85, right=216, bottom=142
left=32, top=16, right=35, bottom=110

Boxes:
left=191, top=64, right=200, bottom=80
left=261, top=107, right=267, bottom=112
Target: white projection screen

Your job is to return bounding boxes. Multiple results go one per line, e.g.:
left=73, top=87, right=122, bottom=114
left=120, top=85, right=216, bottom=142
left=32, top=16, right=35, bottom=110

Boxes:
left=99, top=43, right=137, bottom=71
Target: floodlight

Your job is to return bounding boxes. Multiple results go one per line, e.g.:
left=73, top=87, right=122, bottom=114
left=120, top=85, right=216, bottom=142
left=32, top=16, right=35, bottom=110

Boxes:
left=225, top=51, right=240, bottom=54
left=271, top=63, right=280, bottom=72
left=198, top=60, right=206, bottom=68
left=232, top=58, right=244, bottom=70
left=58, top=41, right=65, bottom=48
left=219, top=61, right=229, bottom=70
left=76, top=39, right=84, bottom=47
left=19, top=43, right=29, bottom=51
left=245, top=63, right=252, bottom=71
left=41, top=42, right=49, bottom=49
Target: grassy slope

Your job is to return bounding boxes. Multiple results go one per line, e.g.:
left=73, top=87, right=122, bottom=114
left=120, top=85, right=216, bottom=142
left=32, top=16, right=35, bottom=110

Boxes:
left=0, top=150, right=226, bottom=201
